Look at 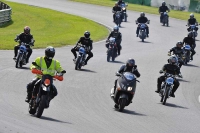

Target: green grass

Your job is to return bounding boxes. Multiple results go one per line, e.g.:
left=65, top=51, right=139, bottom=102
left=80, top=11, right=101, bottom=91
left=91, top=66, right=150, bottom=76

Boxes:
left=71, top=0, right=200, bottom=22
left=0, top=0, right=109, bottom=50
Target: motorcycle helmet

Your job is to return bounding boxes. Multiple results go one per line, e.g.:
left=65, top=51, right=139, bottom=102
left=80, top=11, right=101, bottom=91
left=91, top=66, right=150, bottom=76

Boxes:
left=176, top=41, right=183, bottom=48
left=113, top=25, right=119, bottom=32
left=45, top=46, right=55, bottom=59
left=140, top=12, right=145, bottom=17
left=126, top=58, right=135, bottom=68
left=84, top=31, right=90, bottom=39
left=188, top=31, right=193, bottom=38
left=190, top=13, right=194, bottom=19
left=162, top=1, right=166, bottom=6
left=24, top=26, right=30, bottom=35
left=168, top=55, right=178, bottom=65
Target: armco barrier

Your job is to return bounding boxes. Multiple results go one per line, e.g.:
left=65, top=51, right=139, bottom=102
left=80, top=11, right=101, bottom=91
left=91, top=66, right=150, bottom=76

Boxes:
left=0, top=1, right=11, bottom=26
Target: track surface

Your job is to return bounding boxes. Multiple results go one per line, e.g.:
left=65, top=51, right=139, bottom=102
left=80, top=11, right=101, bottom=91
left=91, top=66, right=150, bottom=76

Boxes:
left=1, top=0, right=200, bottom=133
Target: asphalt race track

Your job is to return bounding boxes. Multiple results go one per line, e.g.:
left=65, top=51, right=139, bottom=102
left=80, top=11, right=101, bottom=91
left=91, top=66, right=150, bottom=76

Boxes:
left=1, top=0, right=200, bottom=132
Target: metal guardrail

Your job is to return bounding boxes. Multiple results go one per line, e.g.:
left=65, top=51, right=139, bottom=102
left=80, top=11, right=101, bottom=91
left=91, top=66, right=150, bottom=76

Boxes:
left=0, top=1, right=12, bottom=26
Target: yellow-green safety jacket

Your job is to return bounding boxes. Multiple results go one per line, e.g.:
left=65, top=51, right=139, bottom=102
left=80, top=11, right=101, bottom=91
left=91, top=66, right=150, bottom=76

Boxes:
left=30, top=56, right=64, bottom=78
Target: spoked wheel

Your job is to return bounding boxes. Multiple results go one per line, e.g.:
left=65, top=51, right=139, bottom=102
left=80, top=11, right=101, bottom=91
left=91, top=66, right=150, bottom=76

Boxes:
left=163, top=87, right=169, bottom=105
left=118, top=98, right=127, bottom=112
left=75, top=57, right=81, bottom=70
left=15, top=54, right=21, bottom=68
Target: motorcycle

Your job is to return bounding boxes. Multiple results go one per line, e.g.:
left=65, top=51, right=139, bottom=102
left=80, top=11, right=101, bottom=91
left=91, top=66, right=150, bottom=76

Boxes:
left=28, top=62, right=65, bottom=118
left=120, top=3, right=128, bottom=22
left=114, top=11, right=122, bottom=27
left=74, top=44, right=87, bottom=70
left=110, top=72, right=139, bottom=112
left=159, top=71, right=176, bottom=105
left=183, top=44, right=191, bottom=64
left=15, top=42, right=33, bottom=68
left=136, top=20, right=150, bottom=42
left=161, top=12, right=169, bottom=26
left=106, top=37, right=118, bottom=62
left=187, top=24, right=198, bottom=39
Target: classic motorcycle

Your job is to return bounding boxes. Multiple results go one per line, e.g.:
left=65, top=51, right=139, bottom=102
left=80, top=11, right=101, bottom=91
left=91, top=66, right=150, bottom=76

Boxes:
left=120, top=3, right=128, bottom=22
left=114, top=11, right=122, bottom=27
left=74, top=44, right=87, bottom=70
left=187, top=24, right=198, bottom=39
left=183, top=44, right=191, bottom=64
left=106, top=37, right=118, bottom=62
left=161, top=12, right=169, bottom=26
left=159, top=71, right=176, bottom=105
left=15, top=42, right=33, bottom=68
left=136, top=20, right=150, bottom=42
left=110, top=72, right=139, bottom=112
left=28, top=62, right=65, bottom=118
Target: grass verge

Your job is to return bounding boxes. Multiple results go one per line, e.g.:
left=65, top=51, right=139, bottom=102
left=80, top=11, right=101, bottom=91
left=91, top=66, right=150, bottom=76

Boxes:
left=71, top=0, right=200, bottom=22
left=0, top=0, right=109, bottom=50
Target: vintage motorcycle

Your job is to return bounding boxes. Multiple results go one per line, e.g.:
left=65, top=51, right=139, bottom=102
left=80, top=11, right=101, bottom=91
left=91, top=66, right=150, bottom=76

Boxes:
left=159, top=71, right=177, bottom=105
left=120, top=3, right=128, bottom=22
left=114, top=11, right=122, bottom=27
left=187, top=24, right=198, bottom=39
left=74, top=44, right=88, bottom=70
left=106, top=37, right=118, bottom=62
left=110, top=72, right=139, bottom=112
left=15, top=42, right=33, bottom=68
left=161, top=12, right=169, bottom=26
left=136, top=20, right=150, bottom=42
left=183, top=44, right=191, bottom=64
left=28, top=62, right=65, bottom=118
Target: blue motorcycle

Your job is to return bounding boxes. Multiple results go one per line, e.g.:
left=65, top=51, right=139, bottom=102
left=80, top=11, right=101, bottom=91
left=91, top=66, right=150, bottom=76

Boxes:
left=74, top=45, right=87, bottom=70
left=15, top=43, right=29, bottom=68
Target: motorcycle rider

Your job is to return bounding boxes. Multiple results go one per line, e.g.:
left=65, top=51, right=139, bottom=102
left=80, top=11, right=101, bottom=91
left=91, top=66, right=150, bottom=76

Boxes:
left=136, top=12, right=149, bottom=37
left=155, top=56, right=181, bottom=98
left=117, top=0, right=125, bottom=6
left=107, top=26, right=122, bottom=56
left=112, top=2, right=122, bottom=22
left=71, top=31, right=93, bottom=65
left=187, top=13, right=198, bottom=32
left=168, top=41, right=184, bottom=68
left=159, top=1, right=170, bottom=23
left=13, top=26, right=35, bottom=63
left=111, top=58, right=140, bottom=108
left=183, top=32, right=196, bottom=60
left=25, top=46, right=66, bottom=103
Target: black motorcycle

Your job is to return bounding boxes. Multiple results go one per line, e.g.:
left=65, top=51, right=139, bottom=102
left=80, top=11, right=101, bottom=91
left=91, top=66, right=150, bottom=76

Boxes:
left=28, top=62, right=65, bottom=118
left=114, top=11, right=122, bottom=27
left=136, top=20, right=150, bottom=42
left=187, top=24, right=198, bottom=39
left=160, top=12, right=169, bottom=26
left=159, top=71, right=176, bottom=105
left=74, top=45, right=88, bottom=70
left=120, top=3, right=128, bottom=22
left=183, top=44, right=191, bottom=64
left=110, top=72, right=139, bottom=112
left=106, top=37, right=118, bottom=62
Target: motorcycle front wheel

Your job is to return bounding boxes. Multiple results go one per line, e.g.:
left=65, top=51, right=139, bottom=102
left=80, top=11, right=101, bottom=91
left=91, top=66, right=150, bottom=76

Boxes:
left=119, top=98, right=127, bottom=112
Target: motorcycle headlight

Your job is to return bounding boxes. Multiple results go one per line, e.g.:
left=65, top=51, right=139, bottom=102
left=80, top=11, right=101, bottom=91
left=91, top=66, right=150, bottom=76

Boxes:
left=127, top=87, right=132, bottom=91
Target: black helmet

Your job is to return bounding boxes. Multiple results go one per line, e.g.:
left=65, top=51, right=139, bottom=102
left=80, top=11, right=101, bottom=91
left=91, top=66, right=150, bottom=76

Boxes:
left=140, top=12, right=145, bottom=17
left=45, top=46, right=55, bottom=59
left=24, top=26, right=30, bottom=35
left=113, top=25, right=119, bottom=32
left=188, top=31, right=193, bottom=37
left=84, top=31, right=90, bottom=39
left=190, top=13, right=194, bottom=19
left=168, top=55, right=178, bottom=65
left=176, top=41, right=183, bottom=47
left=126, top=58, right=135, bottom=68
left=162, top=1, right=166, bottom=6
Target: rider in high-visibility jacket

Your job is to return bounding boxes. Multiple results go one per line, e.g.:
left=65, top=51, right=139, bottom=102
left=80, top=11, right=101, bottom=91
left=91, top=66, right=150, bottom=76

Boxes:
left=25, top=46, right=65, bottom=103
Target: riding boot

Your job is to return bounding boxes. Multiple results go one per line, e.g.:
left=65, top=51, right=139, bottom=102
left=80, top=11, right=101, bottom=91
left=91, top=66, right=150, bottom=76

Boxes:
left=25, top=92, right=32, bottom=103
